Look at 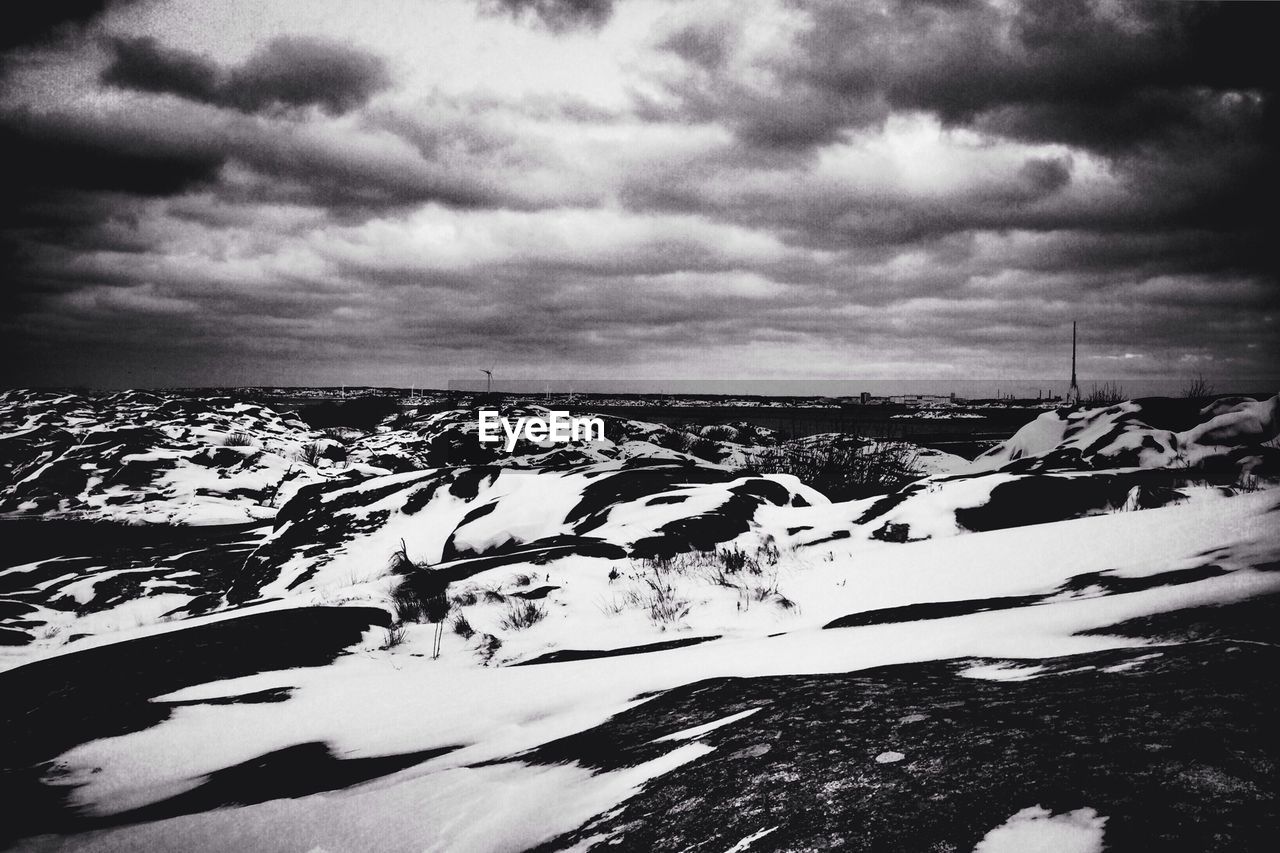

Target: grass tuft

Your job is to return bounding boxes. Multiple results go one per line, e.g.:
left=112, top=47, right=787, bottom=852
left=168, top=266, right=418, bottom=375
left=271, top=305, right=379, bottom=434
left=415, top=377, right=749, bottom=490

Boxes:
left=452, top=612, right=475, bottom=639
left=392, top=584, right=427, bottom=623
left=742, top=441, right=921, bottom=500
left=380, top=622, right=406, bottom=649
left=451, top=589, right=479, bottom=607
left=1181, top=374, right=1215, bottom=400
left=500, top=600, right=546, bottom=630
left=1084, top=382, right=1127, bottom=407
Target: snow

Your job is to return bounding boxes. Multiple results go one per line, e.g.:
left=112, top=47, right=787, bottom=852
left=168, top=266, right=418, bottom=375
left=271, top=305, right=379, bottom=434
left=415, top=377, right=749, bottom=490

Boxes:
left=651, top=707, right=762, bottom=743
left=972, top=805, right=1107, bottom=853
left=5, top=389, right=1280, bottom=850
left=970, top=393, right=1280, bottom=474
left=45, top=528, right=1280, bottom=830
left=0, top=389, right=367, bottom=525
left=1186, top=394, right=1278, bottom=449
left=913, top=447, right=971, bottom=477
left=723, top=825, right=780, bottom=852
left=19, top=745, right=714, bottom=853
left=958, top=663, right=1048, bottom=681
left=54, top=568, right=162, bottom=606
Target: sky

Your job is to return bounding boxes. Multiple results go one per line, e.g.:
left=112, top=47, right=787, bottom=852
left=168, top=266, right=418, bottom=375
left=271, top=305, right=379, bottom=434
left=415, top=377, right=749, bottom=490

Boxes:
left=1, top=0, right=1276, bottom=389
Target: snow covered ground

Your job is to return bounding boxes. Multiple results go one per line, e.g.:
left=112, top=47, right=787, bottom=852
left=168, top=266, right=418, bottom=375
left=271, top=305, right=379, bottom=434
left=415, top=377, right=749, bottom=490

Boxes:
left=1, top=391, right=1278, bottom=850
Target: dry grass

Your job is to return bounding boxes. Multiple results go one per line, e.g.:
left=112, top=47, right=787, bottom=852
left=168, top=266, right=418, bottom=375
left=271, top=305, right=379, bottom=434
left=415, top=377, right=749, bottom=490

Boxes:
left=451, top=589, right=479, bottom=607
left=380, top=622, right=406, bottom=649
left=500, top=600, right=547, bottom=630
left=1181, top=374, right=1215, bottom=400
left=743, top=441, right=921, bottom=500
left=387, top=540, right=416, bottom=575
left=452, top=612, right=475, bottom=639
left=1084, top=382, right=1127, bottom=406
left=392, top=584, right=427, bottom=623
left=634, top=567, right=691, bottom=627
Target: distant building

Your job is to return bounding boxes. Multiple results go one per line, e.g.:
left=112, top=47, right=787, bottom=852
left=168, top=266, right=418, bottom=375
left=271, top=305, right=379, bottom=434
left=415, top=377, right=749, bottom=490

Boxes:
left=888, top=394, right=952, bottom=406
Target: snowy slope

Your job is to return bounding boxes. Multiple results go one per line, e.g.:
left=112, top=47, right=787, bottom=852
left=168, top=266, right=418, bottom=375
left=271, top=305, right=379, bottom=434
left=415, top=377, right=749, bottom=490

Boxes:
left=2, top=392, right=1279, bottom=851
left=0, top=390, right=375, bottom=525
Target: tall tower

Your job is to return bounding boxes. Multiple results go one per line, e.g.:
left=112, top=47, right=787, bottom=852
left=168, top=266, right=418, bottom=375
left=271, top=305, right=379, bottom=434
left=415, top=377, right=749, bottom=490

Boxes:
left=1066, top=321, right=1080, bottom=406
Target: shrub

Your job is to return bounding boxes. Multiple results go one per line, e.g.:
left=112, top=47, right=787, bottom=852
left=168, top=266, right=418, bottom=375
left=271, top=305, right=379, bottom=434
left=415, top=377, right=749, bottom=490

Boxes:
left=597, top=594, right=629, bottom=615
left=719, top=546, right=750, bottom=573
left=452, top=612, right=475, bottom=639
left=1234, top=472, right=1264, bottom=494
left=482, top=586, right=506, bottom=604
left=381, top=622, right=406, bottom=649
left=392, top=584, right=426, bottom=623
left=500, top=600, right=546, bottom=630
left=295, top=442, right=323, bottom=466
left=743, top=441, right=921, bottom=500
left=636, top=567, right=690, bottom=627
left=221, top=430, right=255, bottom=447
left=1084, top=382, right=1127, bottom=406
left=749, top=571, right=780, bottom=602
left=478, top=633, right=502, bottom=665
left=1181, top=374, right=1215, bottom=400
left=451, top=589, right=479, bottom=607
left=703, top=547, right=761, bottom=586
left=387, top=540, right=416, bottom=575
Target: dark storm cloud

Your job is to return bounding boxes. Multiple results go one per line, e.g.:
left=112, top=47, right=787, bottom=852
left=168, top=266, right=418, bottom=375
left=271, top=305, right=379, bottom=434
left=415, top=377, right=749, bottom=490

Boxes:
left=650, top=0, right=1277, bottom=154
left=0, top=96, right=527, bottom=237
left=0, top=0, right=138, bottom=51
left=2, top=0, right=1276, bottom=387
left=612, top=148, right=1093, bottom=254
left=102, top=35, right=391, bottom=116
left=99, top=35, right=220, bottom=101
left=624, top=0, right=1277, bottom=286
left=0, top=104, right=217, bottom=312
left=0, top=110, right=222, bottom=199
left=481, top=0, right=614, bottom=32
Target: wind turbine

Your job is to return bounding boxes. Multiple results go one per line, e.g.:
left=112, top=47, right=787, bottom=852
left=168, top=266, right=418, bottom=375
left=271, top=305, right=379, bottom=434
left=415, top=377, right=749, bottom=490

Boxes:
left=480, top=367, right=494, bottom=395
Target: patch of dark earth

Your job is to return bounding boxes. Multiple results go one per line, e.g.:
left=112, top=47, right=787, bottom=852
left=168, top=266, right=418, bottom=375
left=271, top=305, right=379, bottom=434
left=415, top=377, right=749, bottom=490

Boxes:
left=1080, top=591, right=1280, bottom=646
left=0, top=521, right=272, bottom=640
left=519, top=614, right=1277, bottom=850
left=822, top=562, right=1230, bottom=629
left=0, top=519, right=266, bottom=573
left=513, top=635, right=721, bottom=666
left=0, top=605, right=389, bottom=846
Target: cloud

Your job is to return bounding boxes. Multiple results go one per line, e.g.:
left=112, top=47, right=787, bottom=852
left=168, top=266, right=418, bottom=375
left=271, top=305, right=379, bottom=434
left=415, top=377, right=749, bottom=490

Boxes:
left=0, top=0, right=133, bottom=51
left=102, top=35, right=390, bottom=116
left=480, top=0, right=615, bottom=32
left=0, top=108, right=224, bottom=204
left=99, top=35, right=221, bottom=102
left=0, top=0, right=1275, bottom=386
left=646, top=0, right=1276, bottom=156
